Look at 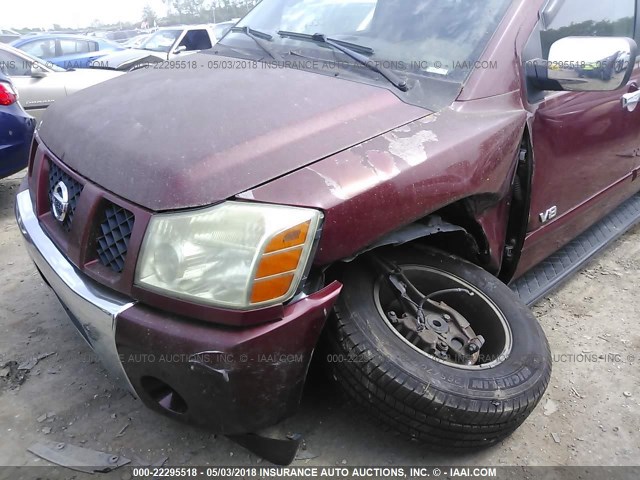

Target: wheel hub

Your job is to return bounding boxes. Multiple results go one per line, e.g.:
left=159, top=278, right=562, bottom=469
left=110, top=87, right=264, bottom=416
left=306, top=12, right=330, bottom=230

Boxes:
left=372, top=256, right=495, bottom=367
left=386, top=299, right=485, bottom=366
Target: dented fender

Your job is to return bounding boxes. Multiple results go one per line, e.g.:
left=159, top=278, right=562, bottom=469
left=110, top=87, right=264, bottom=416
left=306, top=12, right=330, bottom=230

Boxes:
left=240, top=92, right=528, bottom=268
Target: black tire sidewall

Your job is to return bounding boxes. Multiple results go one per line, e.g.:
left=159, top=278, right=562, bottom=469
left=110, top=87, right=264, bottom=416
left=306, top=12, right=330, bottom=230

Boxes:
left=335, top=248, right=551, bottom=403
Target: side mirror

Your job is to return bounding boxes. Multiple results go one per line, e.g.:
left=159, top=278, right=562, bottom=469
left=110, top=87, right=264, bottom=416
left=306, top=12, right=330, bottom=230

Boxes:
left=527, top=36, right=637, bottom=92
left=174, top=45, right=187, bottom=54
left=30, top=64, right=48, bottom=79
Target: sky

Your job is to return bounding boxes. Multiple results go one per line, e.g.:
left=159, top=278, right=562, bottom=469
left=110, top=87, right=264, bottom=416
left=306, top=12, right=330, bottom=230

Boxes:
left=5, top=0, right=634, bottom=31
left=2, top=0, right=170, bottom=29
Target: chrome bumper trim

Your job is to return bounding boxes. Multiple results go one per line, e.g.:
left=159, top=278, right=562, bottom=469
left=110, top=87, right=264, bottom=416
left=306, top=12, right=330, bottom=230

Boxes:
left=15, top=190, right=137, bottom=394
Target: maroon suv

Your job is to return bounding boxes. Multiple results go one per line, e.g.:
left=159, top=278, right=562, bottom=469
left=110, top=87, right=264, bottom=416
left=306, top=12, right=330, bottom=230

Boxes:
left=14, top=0, right=640, bottom=457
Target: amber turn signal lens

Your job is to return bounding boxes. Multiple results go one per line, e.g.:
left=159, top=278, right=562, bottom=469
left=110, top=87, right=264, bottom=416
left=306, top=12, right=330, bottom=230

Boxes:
left=255, top=248, right=303, bottom=279
left=264, top=221, right=310, bottom=253
left=250, top=273, right=295, bottom=304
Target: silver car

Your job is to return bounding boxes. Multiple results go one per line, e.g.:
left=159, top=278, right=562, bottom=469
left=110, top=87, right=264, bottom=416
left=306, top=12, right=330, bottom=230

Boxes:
left=0, top=43, right=122, bottom=122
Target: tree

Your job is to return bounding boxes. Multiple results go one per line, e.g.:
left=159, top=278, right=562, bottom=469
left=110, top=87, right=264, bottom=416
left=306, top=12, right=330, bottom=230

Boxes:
left=142, top=5, right=159, bottom=26
left=161, top=0, right=260, bottom=24
left=163, top=0, right=207, bottom=19
left=541, top=16, right=635, bottom=58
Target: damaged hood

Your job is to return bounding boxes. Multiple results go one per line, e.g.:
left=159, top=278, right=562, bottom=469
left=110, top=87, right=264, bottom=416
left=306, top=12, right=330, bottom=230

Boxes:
left=38, top=53, right=428, bottom=211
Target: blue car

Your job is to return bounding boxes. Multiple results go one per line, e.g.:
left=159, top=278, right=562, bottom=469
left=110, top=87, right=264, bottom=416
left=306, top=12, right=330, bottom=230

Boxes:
left=0, top=71, right=35, bottom=178
left=11, top=34, right=124, bottom=69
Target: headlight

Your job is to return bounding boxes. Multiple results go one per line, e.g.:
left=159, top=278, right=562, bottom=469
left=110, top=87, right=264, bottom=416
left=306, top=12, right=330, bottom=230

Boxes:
left=135, top=201, right=322, bottom=309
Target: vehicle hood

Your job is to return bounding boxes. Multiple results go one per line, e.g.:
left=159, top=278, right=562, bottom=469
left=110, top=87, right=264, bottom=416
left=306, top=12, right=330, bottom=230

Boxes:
left=37, top=53, right=429, bottom=211
left=92, top=48, right=164, bottom=69
left=61, top=68, right=123, bottom=95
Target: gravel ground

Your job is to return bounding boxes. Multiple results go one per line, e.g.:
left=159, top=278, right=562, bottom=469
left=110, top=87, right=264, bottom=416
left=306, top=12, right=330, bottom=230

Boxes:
left=1, top=171, right=639, bottom=475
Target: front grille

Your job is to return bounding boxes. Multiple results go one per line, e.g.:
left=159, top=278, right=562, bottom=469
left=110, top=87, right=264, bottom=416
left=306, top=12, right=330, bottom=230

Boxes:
left=96, top=203, right=135, bottom=273
left=48, top=161, right=83, bottom=231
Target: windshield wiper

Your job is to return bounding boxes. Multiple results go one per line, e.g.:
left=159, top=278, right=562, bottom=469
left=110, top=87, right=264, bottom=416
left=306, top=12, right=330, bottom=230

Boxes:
left=231, top=26, right=282, bottom=61
left=282, top=31, right=374, bottom=55
left=278, top=31, right=409, bottom=92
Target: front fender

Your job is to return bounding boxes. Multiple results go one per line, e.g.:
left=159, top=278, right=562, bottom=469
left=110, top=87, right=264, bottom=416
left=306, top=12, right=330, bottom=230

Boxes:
left=239, top=92, right=527, bottom=267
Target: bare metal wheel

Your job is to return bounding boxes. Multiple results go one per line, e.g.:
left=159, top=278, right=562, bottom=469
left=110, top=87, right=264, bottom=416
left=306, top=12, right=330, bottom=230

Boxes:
left=373, top=263, right=513, bottom=370
left=326, top=247, right=551, bottom=448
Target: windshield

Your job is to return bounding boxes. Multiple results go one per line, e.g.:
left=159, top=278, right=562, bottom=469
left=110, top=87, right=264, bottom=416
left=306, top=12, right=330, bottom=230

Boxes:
left=280, top=0, right=376, bottom=34
left=228, top=0, right=512, bottom=83
left=141, top=30, right=182, bottom=52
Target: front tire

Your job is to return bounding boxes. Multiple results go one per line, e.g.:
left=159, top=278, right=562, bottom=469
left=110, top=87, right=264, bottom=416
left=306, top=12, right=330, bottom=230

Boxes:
left=326, top=247, right=551, bottom=448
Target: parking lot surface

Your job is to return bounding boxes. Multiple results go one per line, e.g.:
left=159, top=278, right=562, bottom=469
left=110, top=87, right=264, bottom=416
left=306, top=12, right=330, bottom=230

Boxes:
left=1, top=171, right=639, bottom=472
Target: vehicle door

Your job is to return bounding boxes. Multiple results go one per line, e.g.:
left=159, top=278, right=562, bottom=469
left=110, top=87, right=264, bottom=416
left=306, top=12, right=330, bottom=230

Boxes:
left=18, top=38, right=59, bottom=65
left=518, top=0, right=640, bottom=274
left=57, top=38, right=101, bottom=68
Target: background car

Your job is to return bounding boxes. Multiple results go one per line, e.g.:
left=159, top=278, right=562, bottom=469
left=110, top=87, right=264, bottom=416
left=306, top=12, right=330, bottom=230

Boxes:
left=91, top=25, right=216, bottom=71
left=92, top=30, right=142, bottom=44
left=0, top=28, right=21, bottom=44
left=576, top=51, right=619, bottom=81
left=212, top=20, right=237, bottom=41
left=0, top=71, right=35, bottom=179
left=0, top=43, right=123, bottom=121
left=123, top=33, right=152, bottom=49
left=615, top=50, right=631, bottom=73
left=11, top=34, right=124, bottom=69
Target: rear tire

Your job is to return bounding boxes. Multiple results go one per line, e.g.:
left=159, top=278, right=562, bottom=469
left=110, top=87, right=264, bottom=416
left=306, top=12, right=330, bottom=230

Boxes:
left=326, top=247, right=551, bottom=448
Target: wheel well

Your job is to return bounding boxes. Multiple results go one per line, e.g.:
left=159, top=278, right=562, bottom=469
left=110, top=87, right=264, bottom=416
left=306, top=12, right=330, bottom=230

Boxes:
left=318, top=204, right=486, bottom=294
left=499, top=128, right=533, bottom=282
left=322, top=130, right=532, bottom=280
left=343, top=128, right=533, bottom=277
left=421, top=198, right=491, bottom=265
left=330, top=197, right=491, bottom=268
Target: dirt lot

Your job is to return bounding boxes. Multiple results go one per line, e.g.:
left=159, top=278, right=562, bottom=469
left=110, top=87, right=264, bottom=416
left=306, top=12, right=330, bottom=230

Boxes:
left=1, top=170, right=639, bottom=474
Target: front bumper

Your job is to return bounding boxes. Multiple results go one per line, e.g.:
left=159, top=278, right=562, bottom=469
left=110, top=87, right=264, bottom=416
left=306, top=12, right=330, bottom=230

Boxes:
left=15, top=189, right=136, bottom=391
left=15, top=189, right=342, bottom=434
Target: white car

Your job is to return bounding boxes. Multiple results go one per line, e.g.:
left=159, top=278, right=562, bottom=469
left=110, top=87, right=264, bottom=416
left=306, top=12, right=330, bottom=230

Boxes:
left=0, top=43, right=122, bottom=122
left=91, top=25, right=218, bottom=71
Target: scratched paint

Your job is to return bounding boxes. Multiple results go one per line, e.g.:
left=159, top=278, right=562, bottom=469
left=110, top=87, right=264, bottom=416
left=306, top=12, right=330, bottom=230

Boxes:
left=309, top=168, right=348, bottom=200
left=384, top=129, right=439, bottom=166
